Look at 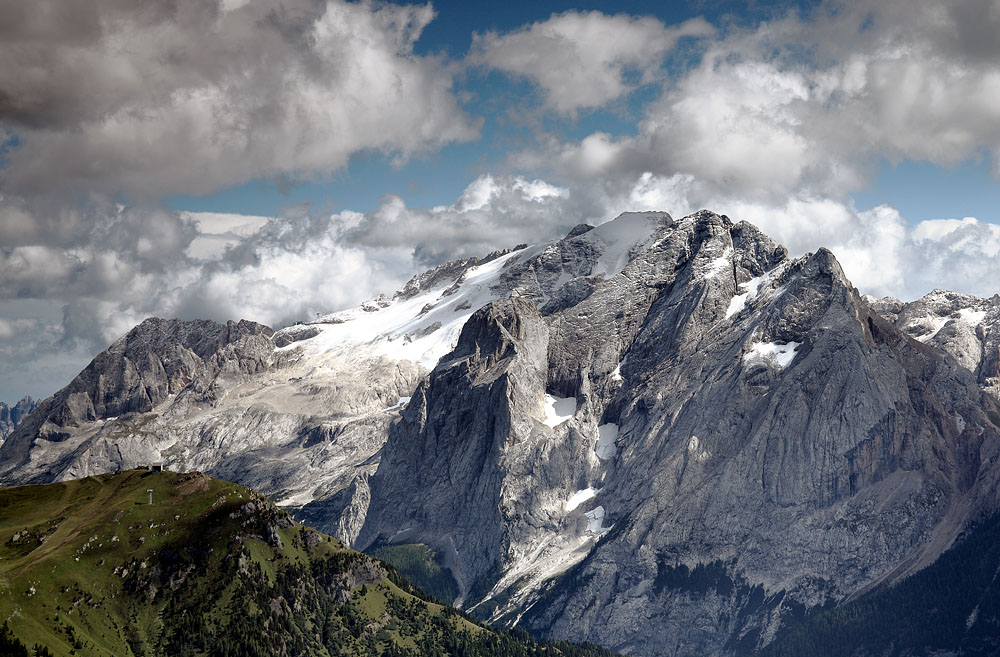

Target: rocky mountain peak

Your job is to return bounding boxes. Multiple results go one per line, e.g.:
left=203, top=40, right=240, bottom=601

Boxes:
left=0, top=317, right=275, bottom=482
left=393, top=246, right=525, bottom=302
left=444, top=297, right=541, bottom=374
left=0, top=396, right=37, bottom=441
left=565, top=223, right=595, bottom=238
left=69, top=316, right=274, bottom=421
left=805, top=246, right=846, bottom=278
left=869, top=286, right=1000, bottom=402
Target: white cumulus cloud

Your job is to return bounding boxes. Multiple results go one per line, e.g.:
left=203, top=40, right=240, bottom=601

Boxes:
left=470, top=11, right=713, bottom=114
left=521, top=0, right=1000, bottom=205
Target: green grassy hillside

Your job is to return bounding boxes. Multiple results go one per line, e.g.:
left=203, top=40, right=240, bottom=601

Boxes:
left=369, top=544, right=460, bottom=606
left=0, top=470, right=618, bottom=657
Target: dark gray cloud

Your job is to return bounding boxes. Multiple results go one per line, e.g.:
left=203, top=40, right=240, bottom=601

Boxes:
left=342, top=176, right=577, bottom=266
left=0, top=0, right=478, bottom=199
left=905, top=0, right=1000, bottom=64
left=0, top=201, right=196, bottom=299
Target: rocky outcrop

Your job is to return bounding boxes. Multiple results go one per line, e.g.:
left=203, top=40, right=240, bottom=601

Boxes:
left=0, top=396, right=36, bottom=441
left=393, top=246, right=524, bottom=301
left=296, top=472, right=373, bottom=546
left=870, top=290, right=1000, bottom=401
left=33, top=317, right=271, bottom=426
left=0, top=312, right=425, bottom=515
left=357, top=297, right=554, bottom=600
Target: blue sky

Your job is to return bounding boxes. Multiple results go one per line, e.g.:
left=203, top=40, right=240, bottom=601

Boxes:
left=2, top=0, right=1000, bottom=402
left=853, top=159, right=1000, bottom=226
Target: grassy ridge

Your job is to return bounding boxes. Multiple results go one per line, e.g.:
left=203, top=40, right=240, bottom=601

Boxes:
left=0, top=470, right=619, bottom=657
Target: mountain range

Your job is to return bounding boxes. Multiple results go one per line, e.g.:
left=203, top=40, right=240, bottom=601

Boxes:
left=3, top=210, right=1000, bottom=656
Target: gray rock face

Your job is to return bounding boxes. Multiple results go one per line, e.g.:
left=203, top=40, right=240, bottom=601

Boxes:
left=869, top=290, right=1000, bottom=401
left=0, top=318, right=423, bottom=514
left=5, top=210, right=1000, bottom=657
left=517, top=238, right=998, bottom=656
left=354, top=211, right=1000, bottom=656
left=0, top=396, right=36, bottom=441
left=357, top=297, right=553, bottom=601
left=0, top=318, right=275, bottom=480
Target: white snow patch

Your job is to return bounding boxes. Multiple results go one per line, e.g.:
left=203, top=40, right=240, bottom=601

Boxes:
left=725, top=275, right=765, bottom=319
left=274, top=249, right=523, bottom=370
left=585, top=212, right=660, bottom=278
left=910, top=315, right=950, bottom=342
left=387, top=396, right=411, bottom=411
left=967, top=605, right=980, bottom=630
left=543, top=395, right=577, bottom=427
left=958, top=308, right=987, bottom=326
left=596, top=423, right=618, bottom=460
left=565, top=487, right=598, bottom=512
left=704, top=247, right=733, bottom=278
left=725, top=293, right=749, bottom=320
left=585, top=506, right=609, bottom=533
left=743, top=341, right=801, bottom=369
left=276, top=489, right=316, bottom=508
left=955, top=414, right=967, bottom=434
left=687, top=435, right=710, bottom=462
left=610, top=363, right=623, bottom=382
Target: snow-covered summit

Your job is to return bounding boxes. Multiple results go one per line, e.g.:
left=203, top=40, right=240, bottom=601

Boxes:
left=272, top=211, right=669, bottom=371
